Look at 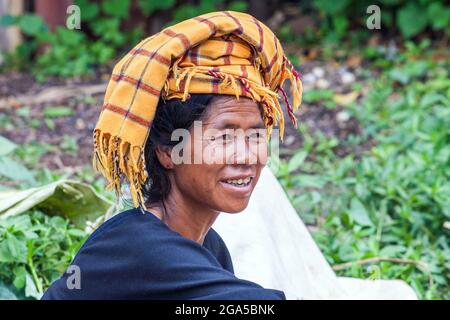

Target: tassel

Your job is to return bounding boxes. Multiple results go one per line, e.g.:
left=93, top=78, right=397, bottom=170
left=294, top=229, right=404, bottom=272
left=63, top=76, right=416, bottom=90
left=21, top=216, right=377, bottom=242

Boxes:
left=162, top=78, right=170, bottom=99
left=229, top=76, right=240, bottom=101
left=92, top=129, right=149, bottom=208
left=175, top=67, right=190, bottom=91
left=182, top=69, right=199, bottom=101
left=278, top=85, right=298, bottom=128
left=167, top=64, right=301, bottom=143
left=282, top=55, right=302, bottom=113
left=171, top=55, right=184, bottom=85
left=219, top=73, right=241, bottom=101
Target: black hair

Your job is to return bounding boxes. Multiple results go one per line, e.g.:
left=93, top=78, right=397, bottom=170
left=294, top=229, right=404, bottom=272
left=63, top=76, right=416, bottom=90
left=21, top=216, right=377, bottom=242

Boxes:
left=141, top=93, right=265, bottom=208
left=141, top=94, right=217, bottom=207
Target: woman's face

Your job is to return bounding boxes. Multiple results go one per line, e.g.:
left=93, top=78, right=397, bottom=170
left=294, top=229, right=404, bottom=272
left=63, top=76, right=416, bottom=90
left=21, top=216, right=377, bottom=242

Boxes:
left=169, top=95, right=267, bottom=213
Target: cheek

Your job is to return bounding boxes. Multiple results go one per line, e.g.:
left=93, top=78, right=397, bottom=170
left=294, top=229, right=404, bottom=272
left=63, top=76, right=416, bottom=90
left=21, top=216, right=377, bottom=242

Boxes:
left=173, top=164, right=221, bottom=198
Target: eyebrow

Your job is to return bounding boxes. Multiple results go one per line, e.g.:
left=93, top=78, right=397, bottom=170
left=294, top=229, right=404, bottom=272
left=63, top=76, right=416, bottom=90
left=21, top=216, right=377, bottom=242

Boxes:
left=212, top=122, right=266, bottom=130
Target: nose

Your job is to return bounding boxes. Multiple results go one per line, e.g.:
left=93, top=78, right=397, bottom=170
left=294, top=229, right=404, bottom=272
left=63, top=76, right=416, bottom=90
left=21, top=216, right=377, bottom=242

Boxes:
left=228, top=135, right=259, bottom=165
left=233, top=137, right=248, bottom=164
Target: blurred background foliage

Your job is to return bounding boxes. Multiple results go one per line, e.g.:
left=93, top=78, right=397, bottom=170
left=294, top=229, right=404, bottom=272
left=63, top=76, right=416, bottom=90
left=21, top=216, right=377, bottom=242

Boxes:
left=0, top=0, right=448, bottom=79
left=0, top=0, right=449, bottom=300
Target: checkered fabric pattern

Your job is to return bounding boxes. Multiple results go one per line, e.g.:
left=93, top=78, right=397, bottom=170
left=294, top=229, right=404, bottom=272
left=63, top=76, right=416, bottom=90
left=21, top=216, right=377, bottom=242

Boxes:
left=93, top=11, right=303, bottom=208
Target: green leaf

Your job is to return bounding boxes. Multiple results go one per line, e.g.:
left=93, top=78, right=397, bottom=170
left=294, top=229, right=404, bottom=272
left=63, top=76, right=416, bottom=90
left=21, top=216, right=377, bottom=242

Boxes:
left=293, top=174, right=326, bottom=188
left=313, top=0, right=350, bottom=15
left=0, top=136, right=17, bottom=156
left=137, top=0, right=175, bottom=15
left=0, top=14, right=17, bottom=26
left=101, top=0, right=130, bottom=18
left=0, top=234, right=27, bottom=263
left=24, top=272, right=41, bottom=299
left=75, top=0, right=100, bottom=21
left=288, top=150, right=308, bottom=173
left=332, top=15, right=349, bottom=36
left=18, top=14, right=47, bottom=36
left=43, top=106, right=74, bottom=118
left=0, top=155, right=35, bottom=183
left=227, top=1, right=248, bottom=12
left=427, top=2, right=450, bottom=30
left=379, top=245, right=407, bottom=257
left=303, top=89, right=334, bottom=103
left=16, top=106, right=30, bottom=118
left=420, top=93, right=446, bottom=107
left=397, top=3, right=428, bottom=38
left=67, top=228, right=87, bottom=238
left=0, top=180, right=113, bottom=229
left=44, top=118, right=55, bottom=130
left=13, top=266, right=26, bottom=289
left=0, top=283, right=17, bottom=300
left=389, top=68, right=409, bottom=84
left=348, top=197, right=373, bottom=227
left=0, top=241, right=13, bottom=263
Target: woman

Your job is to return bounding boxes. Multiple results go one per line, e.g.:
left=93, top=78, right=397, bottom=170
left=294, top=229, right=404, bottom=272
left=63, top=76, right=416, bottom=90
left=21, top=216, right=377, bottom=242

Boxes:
left=42, top=10, right=302, bottom=300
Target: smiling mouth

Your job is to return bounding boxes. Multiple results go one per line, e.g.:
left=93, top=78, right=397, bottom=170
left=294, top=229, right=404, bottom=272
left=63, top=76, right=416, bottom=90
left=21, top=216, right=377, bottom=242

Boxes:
left=222, top=176, right=253, bottom=187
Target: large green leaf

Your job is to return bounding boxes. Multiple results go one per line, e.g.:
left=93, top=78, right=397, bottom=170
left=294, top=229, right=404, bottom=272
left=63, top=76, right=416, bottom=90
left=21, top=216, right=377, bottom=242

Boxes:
left=0, top=283, right=18, bottom=300
left=18, top=14, right=47, bottom=36
left=75, top=0, right=100, bottom=21
left=397, top=3, right=428, bottom=38
left=137, top=0, right=175, bottom=15
left=0, top=180, right=113, bottom=229
left=101, top=0, right=130, bottom=18
left=427, top=2, right=450, bottom=30
left=0, top=136, right=17, bottom=156
left=313, top=0, right=350, bottom=15
left=0, top=156, right=35, bottom=183
left=348, top=197, right=374, bottom=227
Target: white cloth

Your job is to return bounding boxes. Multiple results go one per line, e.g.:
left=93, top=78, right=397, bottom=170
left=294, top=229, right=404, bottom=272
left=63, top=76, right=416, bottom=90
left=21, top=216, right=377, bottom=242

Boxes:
left=213, top=167, right=417, bottom=300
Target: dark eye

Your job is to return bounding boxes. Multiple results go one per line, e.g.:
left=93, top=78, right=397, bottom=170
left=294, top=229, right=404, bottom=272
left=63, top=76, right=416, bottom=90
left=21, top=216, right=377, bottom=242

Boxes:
left=222, top=133, right=233, bottom=143
left=248, top=132, right=261, bottom=141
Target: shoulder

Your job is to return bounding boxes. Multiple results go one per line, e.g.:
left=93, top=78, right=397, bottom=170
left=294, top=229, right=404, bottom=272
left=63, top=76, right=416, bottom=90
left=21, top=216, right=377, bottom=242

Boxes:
left=42, top=208, right=222, bottom=299
left=68, top=208, right=227, bottom=275
left=80, top=209, right=232, bottom=273
left=42, top=208, right=285, bottom=300
left=81, top=207, right=162, bottom=248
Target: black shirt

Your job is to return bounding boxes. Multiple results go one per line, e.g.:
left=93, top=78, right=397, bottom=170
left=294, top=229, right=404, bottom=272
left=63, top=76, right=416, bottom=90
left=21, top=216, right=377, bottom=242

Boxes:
left=42, top=208, right=286, bottom=300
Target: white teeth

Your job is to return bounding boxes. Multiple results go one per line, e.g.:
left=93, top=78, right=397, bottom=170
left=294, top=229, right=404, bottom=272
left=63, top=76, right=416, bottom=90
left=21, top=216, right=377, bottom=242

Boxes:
left=225, top=177, right=252, bottom=186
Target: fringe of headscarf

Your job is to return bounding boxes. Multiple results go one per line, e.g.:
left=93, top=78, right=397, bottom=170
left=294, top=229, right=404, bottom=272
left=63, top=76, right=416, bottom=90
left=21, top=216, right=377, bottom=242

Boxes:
left=92, top=130, right=148, bottom=209
left=162, top=54, right=302, bottom=142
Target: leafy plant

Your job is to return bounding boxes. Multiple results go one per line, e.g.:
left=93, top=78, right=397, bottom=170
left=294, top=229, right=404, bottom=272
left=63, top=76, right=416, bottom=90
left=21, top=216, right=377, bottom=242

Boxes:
left=0, top=0, right=248, bottom=79
left=283, top=0, right=450, bottom=47
left=0, top=136, right=35, bottom=186
left=277, top=47, right=450, bottom=299
left=1, top=0, right=141, bottom=79
left=0, top=211, right=88, bottom=299
left=397, top=1, right=450, bottom=38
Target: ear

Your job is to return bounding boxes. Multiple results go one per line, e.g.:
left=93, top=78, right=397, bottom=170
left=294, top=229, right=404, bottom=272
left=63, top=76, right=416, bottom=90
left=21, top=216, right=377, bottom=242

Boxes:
left=155, top=145, right=174, bottom=169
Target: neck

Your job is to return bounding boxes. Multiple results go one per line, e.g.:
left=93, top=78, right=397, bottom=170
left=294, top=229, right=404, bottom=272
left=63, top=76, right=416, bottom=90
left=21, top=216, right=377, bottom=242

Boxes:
left=146, top=185, right=219, bottom=245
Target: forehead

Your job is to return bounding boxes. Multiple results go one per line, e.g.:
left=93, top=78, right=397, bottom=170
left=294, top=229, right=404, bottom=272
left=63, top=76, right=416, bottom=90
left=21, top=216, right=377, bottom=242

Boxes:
left=202, top=95, right=264, bottom=129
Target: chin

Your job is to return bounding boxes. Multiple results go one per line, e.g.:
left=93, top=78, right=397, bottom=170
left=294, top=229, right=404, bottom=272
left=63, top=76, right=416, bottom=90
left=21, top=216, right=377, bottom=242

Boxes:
left=218, top=199, right=251, bottom=214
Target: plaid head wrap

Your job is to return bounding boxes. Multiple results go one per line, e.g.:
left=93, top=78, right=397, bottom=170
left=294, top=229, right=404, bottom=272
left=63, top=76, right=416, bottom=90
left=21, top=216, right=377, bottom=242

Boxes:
left=93, top=11, right=303, bottom=208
